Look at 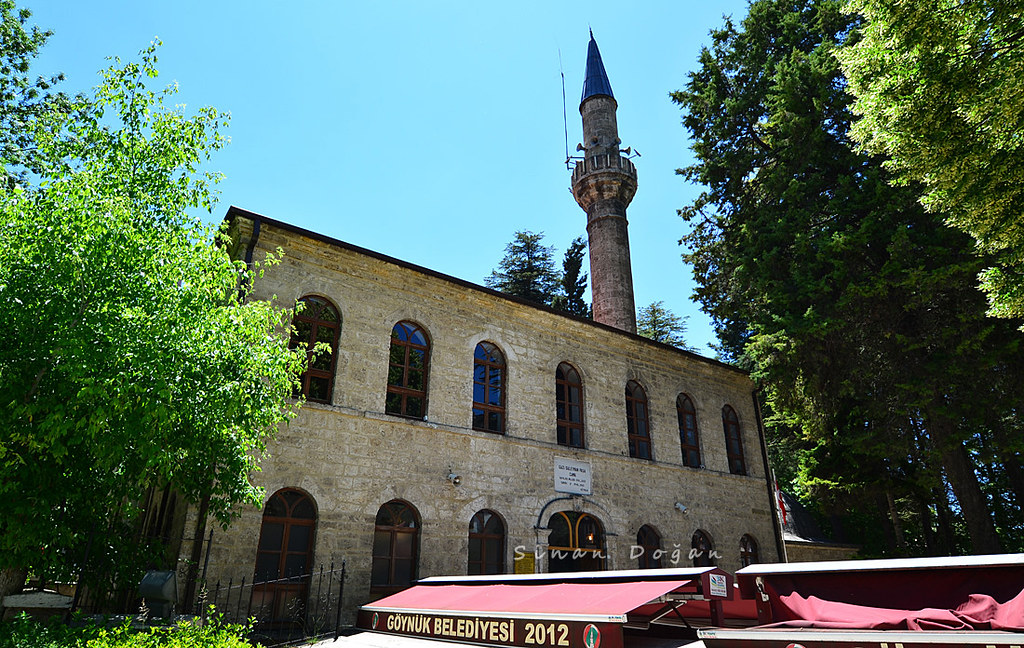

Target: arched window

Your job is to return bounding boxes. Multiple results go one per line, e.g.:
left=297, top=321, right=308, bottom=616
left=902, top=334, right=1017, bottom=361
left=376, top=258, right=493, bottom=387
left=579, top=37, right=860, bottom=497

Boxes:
left=386, top=321, right=430, bottom=418
left=548, top=511, right=605, bottom=572
left=740, top=534, right=759, bottom=568
left=556, top=363, right=584, bottom=448
left=722, top=405, right=746, bottom=475
left=626, top=380, right=651, bottom=459
left=371, top=500, right=420, bottom=592
left=468, top=510, right=505, bottom=575
left=692, top=529, right=716, bottom=567
left=252, top=489, right=316, bottom=620
left=473, top=342, right=506, bottom=434
left=677, top=394, right=701, bottom=468
left=636, top=525, right=662, bottom=569
left=290, top=296, right=340, bottom=403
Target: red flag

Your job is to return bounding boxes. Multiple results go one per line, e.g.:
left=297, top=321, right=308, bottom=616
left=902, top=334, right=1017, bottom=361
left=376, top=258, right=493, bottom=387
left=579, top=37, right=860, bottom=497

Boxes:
left=775, top=479, right=787, bottom=526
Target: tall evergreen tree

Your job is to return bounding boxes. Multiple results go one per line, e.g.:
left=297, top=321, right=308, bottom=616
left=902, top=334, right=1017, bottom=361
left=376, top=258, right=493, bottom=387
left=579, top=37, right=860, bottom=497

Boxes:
left=637, top=301, right=693, bottom=351
left=485, top=231, right=559, bottom=305
left=674, top=0, right=1024, bottom=554
left=551, top=236, right=590, bottom=317
left=839, top=0, right=1024, bottom=324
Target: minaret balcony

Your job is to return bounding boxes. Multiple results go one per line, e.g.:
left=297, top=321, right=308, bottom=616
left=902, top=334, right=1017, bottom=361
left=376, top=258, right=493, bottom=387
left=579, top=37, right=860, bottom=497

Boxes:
left=571, top=153, right=637, bottom=186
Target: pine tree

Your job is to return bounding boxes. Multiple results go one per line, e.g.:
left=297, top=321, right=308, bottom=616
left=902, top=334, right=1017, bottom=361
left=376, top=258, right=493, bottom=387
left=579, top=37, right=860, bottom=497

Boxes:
left=485, top=231, right=560, bottom=305
left=637, top=301, right=692, bottom=350
left=551, top=236, right=590, bottom=317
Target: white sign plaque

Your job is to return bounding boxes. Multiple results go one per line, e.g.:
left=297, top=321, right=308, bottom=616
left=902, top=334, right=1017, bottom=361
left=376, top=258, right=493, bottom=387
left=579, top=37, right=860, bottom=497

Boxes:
left=554, top=458, right=592, bottom=495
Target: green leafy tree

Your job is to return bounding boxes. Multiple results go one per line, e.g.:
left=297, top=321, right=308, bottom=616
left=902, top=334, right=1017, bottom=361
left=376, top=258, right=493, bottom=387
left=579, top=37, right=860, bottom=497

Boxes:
left=673, top=0, right=1024, bottom=555
left=0, top=0, right=74, bottom=185
left=485, top=231, right=560, bottom=305
left=637, top=301, right=694, bottom=351
left=551, top=236, right=590, bottom=317
left=0, top=41, right=304, bottom=596
left=839, top=0, right=1024, bottom=324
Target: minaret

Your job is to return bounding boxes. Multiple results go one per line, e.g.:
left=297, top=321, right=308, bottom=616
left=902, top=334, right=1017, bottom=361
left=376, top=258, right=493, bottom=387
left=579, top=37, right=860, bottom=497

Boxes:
left=571, top=31, right=638, bottom=333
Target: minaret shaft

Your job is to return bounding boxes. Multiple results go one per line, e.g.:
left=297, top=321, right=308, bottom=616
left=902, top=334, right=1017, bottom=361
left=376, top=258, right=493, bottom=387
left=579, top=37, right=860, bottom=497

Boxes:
left=571, top=34, right=638, bottom=334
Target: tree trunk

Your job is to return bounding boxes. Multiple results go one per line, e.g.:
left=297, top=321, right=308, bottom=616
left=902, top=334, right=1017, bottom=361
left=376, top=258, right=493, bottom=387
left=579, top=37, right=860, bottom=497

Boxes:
left=886, top=489, right=907, bottom=554
left=929, top=413, right=1002, bottom=554
left=0, top=567, right=27, bottom=616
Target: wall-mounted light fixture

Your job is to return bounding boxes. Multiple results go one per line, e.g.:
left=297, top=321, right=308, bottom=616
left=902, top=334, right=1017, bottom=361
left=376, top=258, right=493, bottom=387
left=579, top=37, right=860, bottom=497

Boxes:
left=447, top=472, right=461, bottom=486
left=674, top=502, right=688, bottom=514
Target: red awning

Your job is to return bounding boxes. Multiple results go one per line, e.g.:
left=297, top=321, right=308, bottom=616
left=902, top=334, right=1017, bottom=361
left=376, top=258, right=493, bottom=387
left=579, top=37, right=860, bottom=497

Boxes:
left=363, top=580, right=694, bottom=623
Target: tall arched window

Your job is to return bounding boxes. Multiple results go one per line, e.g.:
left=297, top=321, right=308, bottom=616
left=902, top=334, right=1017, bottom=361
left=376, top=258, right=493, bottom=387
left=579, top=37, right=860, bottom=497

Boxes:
left=252, top=489, right=317, bottom=620
left=473, top=342, right=506, bottom=434
left=386, top=321, right=430, bottom=418
left=692, top=529, right=716, bottom=567
left=290, top=296, right=340, bottom=403
left=677, top=394, right=701, bottom=468
left=626, top=380, right=651, bottom=459
left=636, top=525, right=662, bottom=569
left=371, top=500, right=420, bottom=593
left=740, top=534, right=759, bottom=568
left=722, top=405, right=746, bottom=475
left=468, top=510, right=505, bottom=575
left=556, top=363, right=584, bottom=448
left=548, top=511, right=605, bottom=572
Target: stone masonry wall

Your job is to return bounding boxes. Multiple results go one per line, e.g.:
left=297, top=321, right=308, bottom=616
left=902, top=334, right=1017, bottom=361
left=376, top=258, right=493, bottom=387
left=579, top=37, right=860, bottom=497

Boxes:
left=202, top=213, right=783, bottom=623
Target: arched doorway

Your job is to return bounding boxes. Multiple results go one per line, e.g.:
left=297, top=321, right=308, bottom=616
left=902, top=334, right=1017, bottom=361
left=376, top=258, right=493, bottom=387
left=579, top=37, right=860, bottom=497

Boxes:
left=547, top=511, right=605, bottom=573
left=251, top=489, right=317, bottom=622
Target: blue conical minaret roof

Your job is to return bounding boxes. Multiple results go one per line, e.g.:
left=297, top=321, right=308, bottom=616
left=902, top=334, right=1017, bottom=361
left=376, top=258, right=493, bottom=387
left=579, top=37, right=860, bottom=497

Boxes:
left=581, top=30, right=614, bottom=102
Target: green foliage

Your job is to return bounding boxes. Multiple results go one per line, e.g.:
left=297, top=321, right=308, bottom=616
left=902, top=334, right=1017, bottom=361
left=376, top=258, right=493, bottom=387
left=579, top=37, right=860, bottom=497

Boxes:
left=0, top=1, right=76, bottom=185
left=674, top=0, right=1024, bottom=555
left=551, top=236, right=590, bottom=317
left=636, top=301, right=694, bottom=350
left=485, top=231, right=559, bottom=305
left=0, top=612, right=253, bottom=648
left=487, top=231, right=592, bottom=316
left=0, top=40, right=304, bottom=588
left=839, top=0, right=1024, bottom=324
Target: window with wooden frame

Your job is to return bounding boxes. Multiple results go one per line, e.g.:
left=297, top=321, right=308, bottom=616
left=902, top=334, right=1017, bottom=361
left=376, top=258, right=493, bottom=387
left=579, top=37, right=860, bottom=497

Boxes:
left=473, top=342, right=506, bottom=434
left=386, top=321, right=430, bottom=418
left=290, top=296, right=340, bottom=403
left=692, top=529, right=716, bottom=567
left=371, top=500, right=420, bottom=593
left=740, top=534, right=759, bottom=568
left=636, top=525, right=662, bottom=569
left=252, top=489, right=316, bottom=621
left=626, top=380, right=651, bottom=459
left=677, top=393, right=701, bottom=468
left=468, top=510, right=505, bottom=575
left=722, top=404, right=747, bottom=475
left=555, top=362, right=585, bottom=448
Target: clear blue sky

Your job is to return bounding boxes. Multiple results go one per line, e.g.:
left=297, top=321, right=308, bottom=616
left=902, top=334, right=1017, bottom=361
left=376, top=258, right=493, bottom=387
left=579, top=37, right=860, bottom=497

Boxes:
left=24, top=1, right=751, bottom=354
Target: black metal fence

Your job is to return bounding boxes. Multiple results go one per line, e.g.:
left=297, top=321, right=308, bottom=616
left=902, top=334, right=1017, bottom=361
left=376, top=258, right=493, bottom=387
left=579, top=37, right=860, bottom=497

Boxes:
left=194, top=562, right=347, bottom=646
left=66, top=561, right=347, bottom=647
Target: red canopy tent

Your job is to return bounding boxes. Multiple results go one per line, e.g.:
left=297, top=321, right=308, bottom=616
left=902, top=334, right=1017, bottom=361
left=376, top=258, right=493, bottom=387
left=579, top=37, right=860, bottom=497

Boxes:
left=356, top=568, right=757, bottom=648
left=699, top=553, right=1024, bottom=648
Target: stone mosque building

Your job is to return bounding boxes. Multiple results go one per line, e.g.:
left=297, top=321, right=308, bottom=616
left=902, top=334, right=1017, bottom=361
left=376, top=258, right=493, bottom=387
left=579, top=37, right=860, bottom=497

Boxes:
left=192, top=33, right=784, bottom=622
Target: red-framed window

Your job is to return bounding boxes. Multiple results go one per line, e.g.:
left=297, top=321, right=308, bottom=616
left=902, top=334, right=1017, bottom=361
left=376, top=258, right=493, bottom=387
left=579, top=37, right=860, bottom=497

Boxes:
left=723, top=404, right=746, bottom=475
left=626, top=380, right=651, bottom=459
left=386, top=321, right=430, bottom=418
left=252, top=489, right=317, bottom=621
left=468, top=510, right=505, bottom=575
left=637, top=525, right=662, bottom=569
left=290, top=296, right=340, bottom=403
left=692, top=529, right=716, bottom=567
left=556, top=363, right=585, bottom=448
left=371, top=500, right=420, bottom=593
left=740, top=534, right=759, bottom=568
left=473, top=342, right=506, bottom=434
left=677, top=393, right=701, bottom=468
